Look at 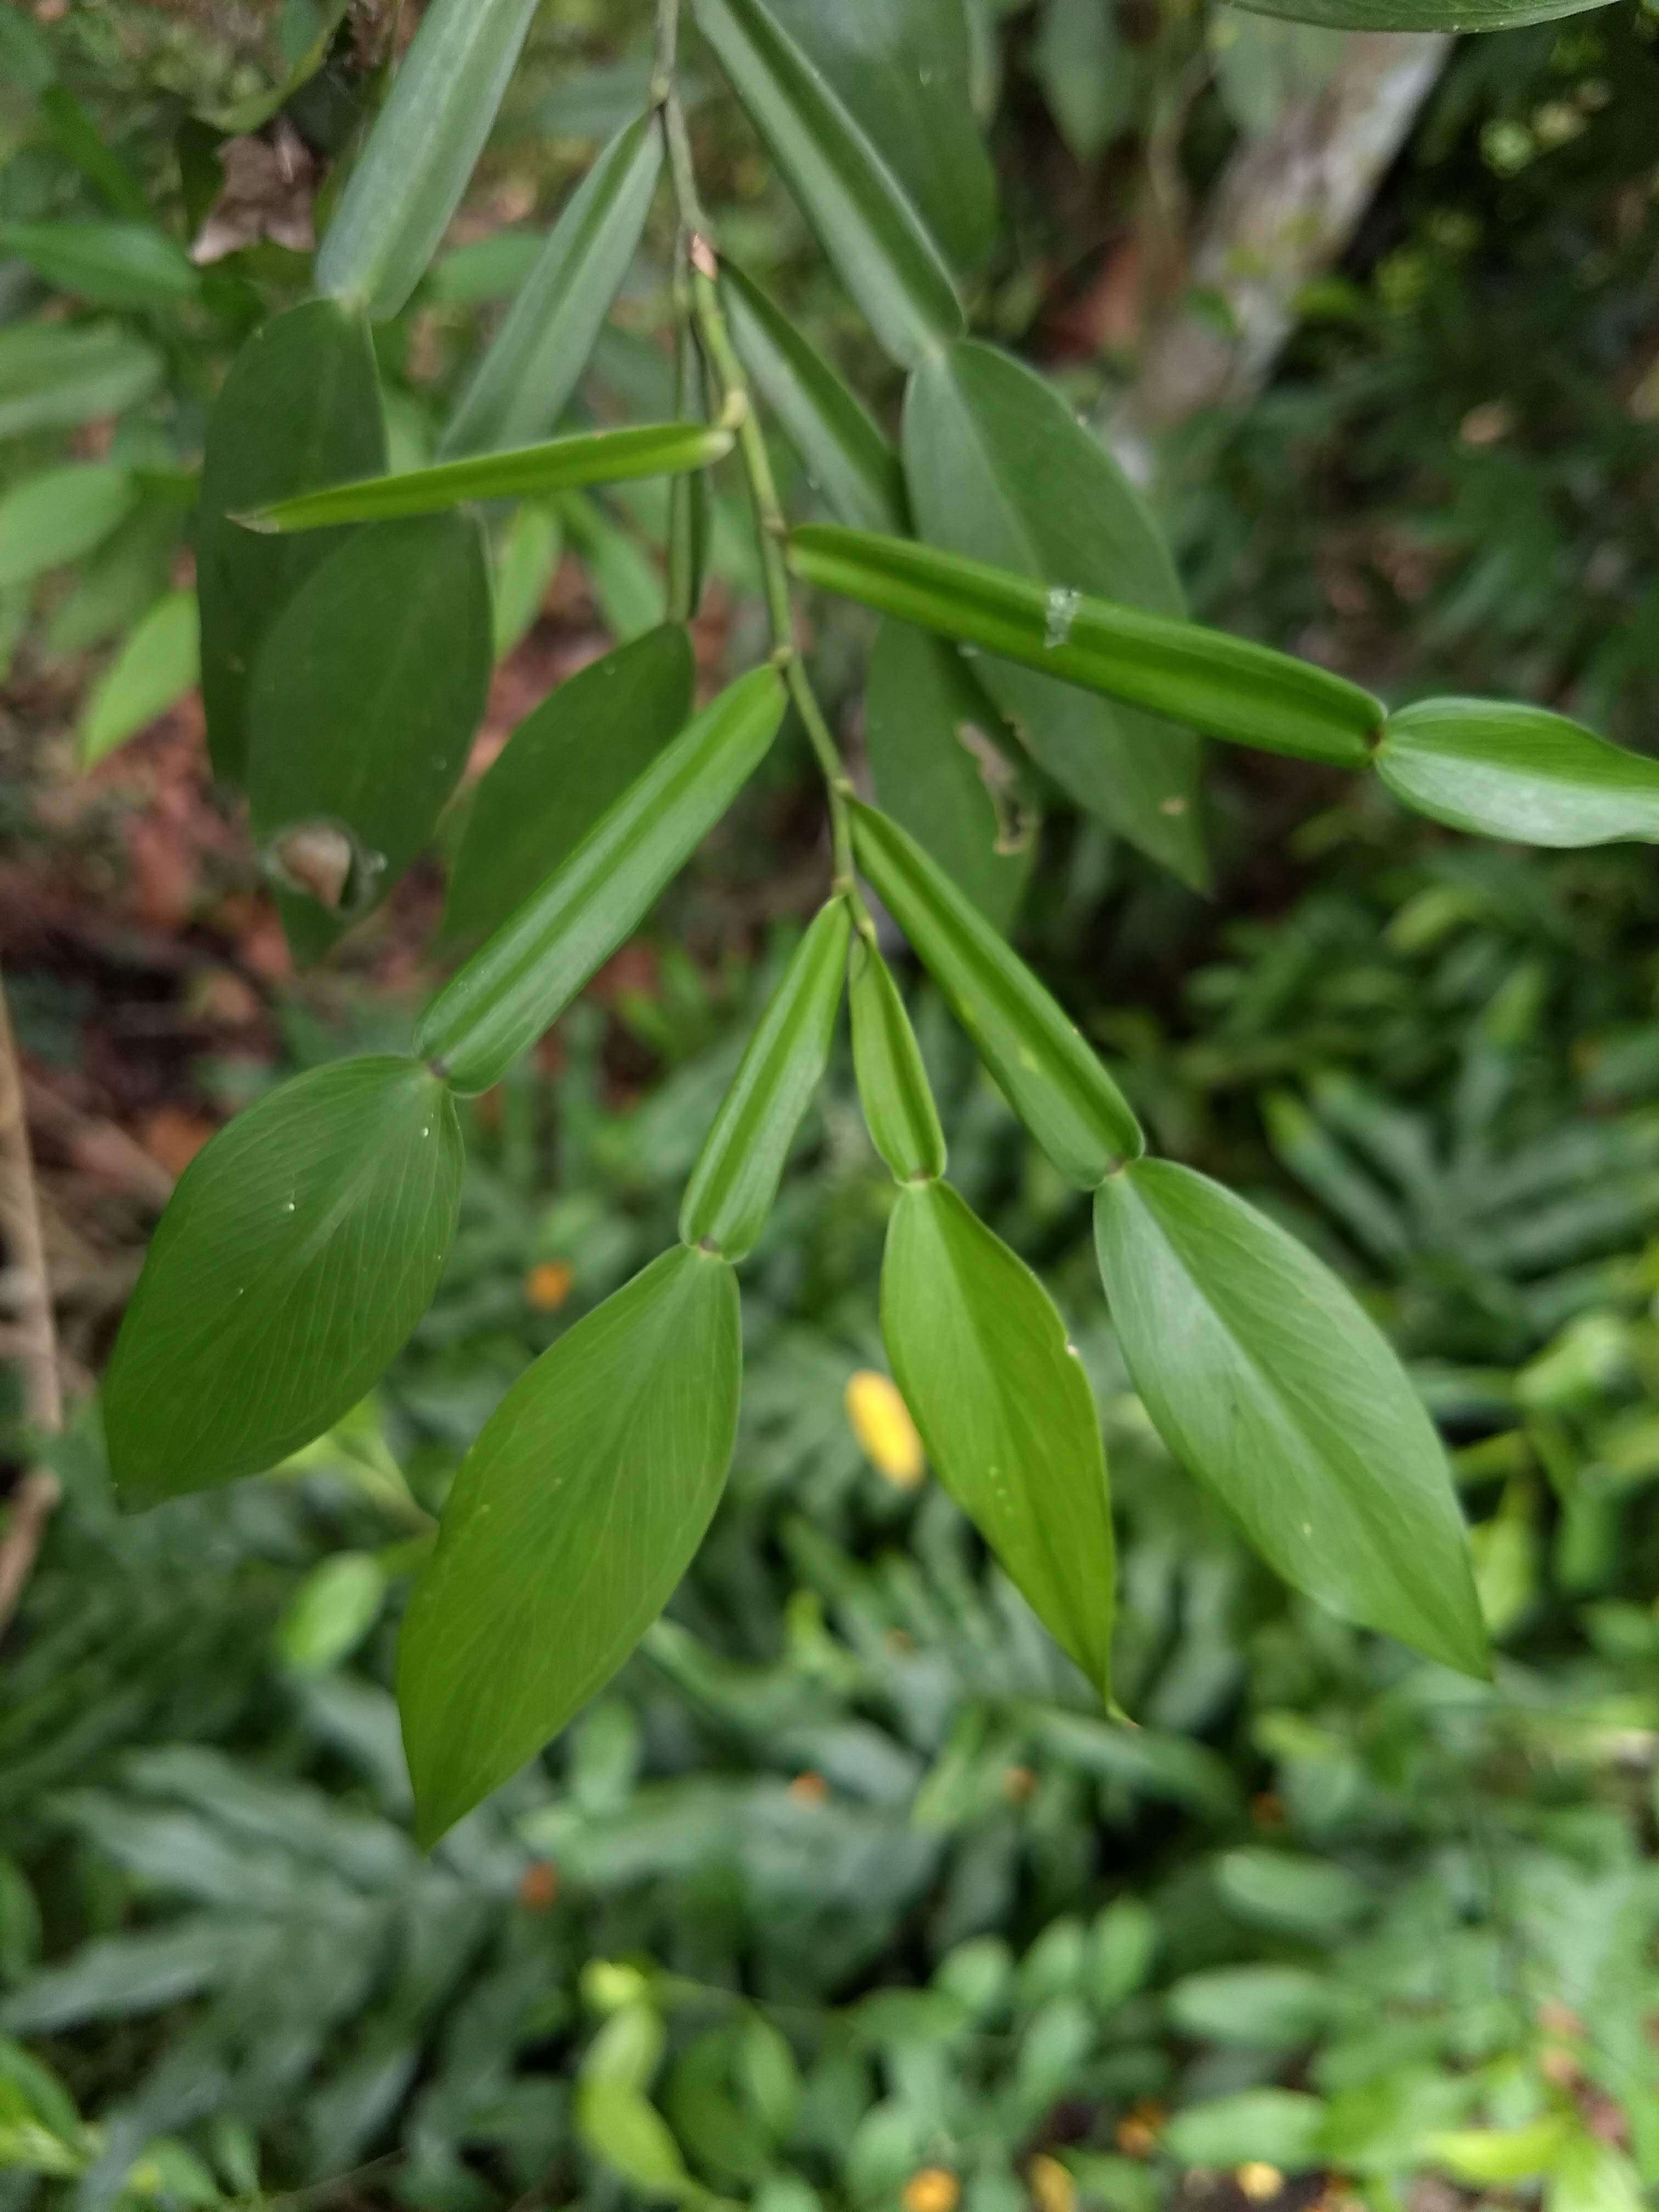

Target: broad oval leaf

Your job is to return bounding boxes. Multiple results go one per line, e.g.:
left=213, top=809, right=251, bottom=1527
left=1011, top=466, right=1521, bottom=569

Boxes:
left=249, top=512, right=493, bottom=963
left=904, top=340, right=1207, bottom=887
left=104, top=1057, right=464, bottom=1506
left=239, top=422, right=733, bottom=534
left=849, top=938, right=947, bottom=1185
left=0, top=323, right=162, bottom=442
left=445, top=624, right=696, bottom=943
left=691, top=0, right=963, bottom=369
left=80, top=591, right=199, bottom=766
left=398, top=1244, right=741, bottom=1844
left=0, top=463, right=135, bottom=590
left=0, top=220, right=198, bottom=308
left=680, top=899, right=850, bottom=1259
left=883, top=1180, right=1115, bottom=1697
left=850, top=800, right=1142, bottom=1187
left=722, top=261, right=906, bottom=533
left=314, top=0, right=542, bottom=320
left=1234, top=0, right=1613, bottom=30
left=1375, top=696, right=1659, bottom=848
left=417, top=668, right=786, bottom=1092
left=866, top=617, right=1034, bottom=930
left=1093, top=1158, right=1488, bottom=1677
left=759, top=0, right=998, bottom=274
left=441, top=114, right=663, bottom=456
left=791, top=526, right=1383, bottom=769
left=196, top=300, right=387, bottom=783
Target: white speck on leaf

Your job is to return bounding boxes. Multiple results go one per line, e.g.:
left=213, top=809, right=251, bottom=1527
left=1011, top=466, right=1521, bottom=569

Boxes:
left=1043, top=586, right=1082, bottom=649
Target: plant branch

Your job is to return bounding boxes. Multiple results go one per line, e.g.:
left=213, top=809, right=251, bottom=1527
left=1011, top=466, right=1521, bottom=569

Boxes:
left=0, top=964, right=63, bottom=1643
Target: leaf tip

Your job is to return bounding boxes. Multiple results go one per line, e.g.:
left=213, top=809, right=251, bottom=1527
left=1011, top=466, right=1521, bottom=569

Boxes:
left=228, top=506, right=281, bottom=535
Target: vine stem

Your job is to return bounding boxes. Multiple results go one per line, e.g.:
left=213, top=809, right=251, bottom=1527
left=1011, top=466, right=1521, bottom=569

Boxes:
left=651, top=0, right=872, bottom=933
left=0, top=966, right=62, bottom=1643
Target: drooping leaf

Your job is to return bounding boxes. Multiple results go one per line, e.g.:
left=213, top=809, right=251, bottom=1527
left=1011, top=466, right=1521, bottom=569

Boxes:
left=849, top=938, right=947, bottom=1186
left=667, top=322, right=712, bottom=620
left=0, top=464, right=136, bottom=590
left=680, top=900, right=851, bottom=1260
left=248, top=512, right=493, bottom=962
left=444, top=624, right=696, bottom=943
left=882, top=1179, right=1115, bottom=1697
left=692, top=0, right=964, bottom=368
left=490, top=501, right=563, bottom=660
left=0, top=221, right=199, bottom=308
left=104, top=1057, right=464, bottom=1505
left=196, top=300, right=387, bottom=784
left=0, top=323, right=162, bottom=442
left=80, top=592, right=199, bottom=766
left=865, top=618, right=1034, bottom=930
left=398, top=1245, right=741, bottom=1844
left=1233, top=0, right=1613, bottom=31
left=1374, top=696, right=1659, bottom=848
left=417, top=668, right=786, bottom=1092
left=791, top=524, right=1382, bottom=768
left=904, top=341, right=1206, bottom=885
left=1093, top=1158, right=1488, bottom=1677
left=757, top=0, right=998, bottom=272
left=722, top=262, right=906, bottom=533
left=441, top=114, right=663, bottom=456
left=239, top=422, right=731, bottom=533
left=850, top=801, right=1142, bottom=1187
left=314, top=0, right=543, bottom=320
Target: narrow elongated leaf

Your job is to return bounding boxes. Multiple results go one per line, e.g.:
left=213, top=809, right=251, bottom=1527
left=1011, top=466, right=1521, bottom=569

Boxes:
left=0, top=221, right=198, bottom=307
left=38, top=88, right=153, bottom=222
left=1235, top=0, right=1613, bottom=30
left=249, top=513, right=493, bottom=962
left=442, top=115, right=663, bottom=456
left=0, top=324, right=161, bottom=442
left=104, top=1057, right=464, bottom=1505
left=0, top=464, right=135, bottom=590
left=722, top=262, right=906, bottom=533
left=80, top=591, right=199, bottom=766
left=196, top=300, right=387, bottom=783
left=240, top=422, right=731, bottom=533
left=692, top=0, right=963, bottom=368
left=849, top=939, right=946, bottom=1184
left=760, top=0, right=998, bottom=273
left=445, top=624, right=696, bottom=942
left=417, top=668, right=786, bottom=1092
left=314, top=0, right=543, bottom=321
left=905, top=342, right=1206, bottom=885
left=866, top=618, right=1034, bottom=930
left=883, top=1180, right=1115, bottom=1696
left=1375, top=696, right=1659, bottom=848
left=1093, top=1159, right=1488, bottom=1677
left=399, top=1244, right=741, bottom=1844
left=792, top=526, right=1383, bottom=768
left=680, top=900, right=850, bottom=1259
left=491, top=501, right=563, bottom=659
left=850, top=801, right=1142, bottom=1187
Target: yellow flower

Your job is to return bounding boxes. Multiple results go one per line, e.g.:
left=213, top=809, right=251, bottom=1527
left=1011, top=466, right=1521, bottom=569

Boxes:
left=900, top=2170, right=959, bottom=2212
left=1028, top=2153, right=1077, bottom=2212
left=1236, top=2163, right=1283, bottom=2202
left=845, top=1369, right=924, bottom=1486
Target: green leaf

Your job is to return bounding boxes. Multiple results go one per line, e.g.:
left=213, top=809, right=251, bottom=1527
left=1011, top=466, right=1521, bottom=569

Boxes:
left=38, top=87, right=153, bottom=222
left=904, top=341, right=1205, bottom=885
left=1547, top=2136, right=1645, bottom=2212
left=850, top=800, right=1142, bottom=1187
left=0, top=464, right=135, bottom=590
left=866, top=618, right=1034, bottom=930
left=1233, top=0, right=1614, bottom=31
left=721, top=262, right=906, bottom=533
left=248, top=512, right=493, bottom=962
left=491, top=501, right=563, bottom=660
left=0, top=323, right=162, bottom=442
left=47, top=501, right=182, bottom=659
left=562, top=490, right=665, bottom=641
left=791, top=525, right=1382, bottom=768
left=1161, top=2090, right=1328, bottom=2171
left=276, top=1552, right=389, bottom=1678
left=577, top=2080, right=693, bottom=2199
left=446, top=624, right=696, bottom=943
left=80, top=592, right=199, bottom=767
left=314, top=0, right=543, bottom=320
left=239, top=422, right=732, bottom=534
left=667, top=324, right=712, bottom=621
left=196, top=300, right=387, bottom=784
left=1375, top=696, right=1659, bottom=848
left=0, top=222, right=198, bottom=308
left=680, top=900, right=850, bottom=1260
left=417, top=668, right=786, bottom=1093
left=848, top=937, right=947, bottom=1185
left=200, top=0, right=352, bottom=134
left=1093, top=1159, right=1488, bottom=1677
left=104, top=1057, right=464, bottom=1505
left=755, top=0, right=998, bottom=273
left=1214, top=1848, right=1369, bottom=1939
left=441, top=114, right=663, bottom=456
left=1164, top=1965, right=1336, bottom=2047
left=882, top=1179, right=1116, bottom=1697
left=1033, top=0, right=1134, bottom=160
left=1425, top=2119, right=1572, bottom=2186
left=398, top=1245, right=741, bottom=1844
left=691, top=0, right=964, bottom=368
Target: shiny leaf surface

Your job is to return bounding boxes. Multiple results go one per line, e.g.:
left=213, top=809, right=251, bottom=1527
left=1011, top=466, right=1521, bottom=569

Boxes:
left=848, top=938, right=947, bottom=1185
left=1375, top=696, right=1659, bottom=848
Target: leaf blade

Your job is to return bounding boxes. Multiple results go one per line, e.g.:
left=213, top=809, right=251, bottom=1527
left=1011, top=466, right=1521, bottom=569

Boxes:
left=849, top=938, right=947, bottom=1185
left=1374, top=696, right=1659, bottom=848
left=80, top=591, right=199, bottom=766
